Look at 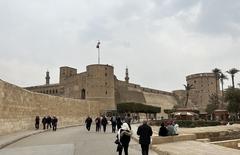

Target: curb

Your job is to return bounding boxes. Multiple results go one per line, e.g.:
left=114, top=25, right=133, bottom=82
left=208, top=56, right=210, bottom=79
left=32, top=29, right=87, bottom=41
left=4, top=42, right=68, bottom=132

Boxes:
left=0, top=124, right=82, bottom=149
left=0, top=130, right=46, bottom=149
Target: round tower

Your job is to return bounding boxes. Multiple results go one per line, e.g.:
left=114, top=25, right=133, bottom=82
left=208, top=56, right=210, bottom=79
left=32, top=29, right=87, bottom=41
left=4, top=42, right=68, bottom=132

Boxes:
left=86, top=64, right=115, bottom=111
left=186, top=73, right=220, bottom=111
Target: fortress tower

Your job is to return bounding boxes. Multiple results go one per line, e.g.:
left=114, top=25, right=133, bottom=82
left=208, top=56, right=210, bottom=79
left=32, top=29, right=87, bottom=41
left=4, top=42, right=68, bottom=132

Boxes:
left=86, top=64, right=115, bottom=110
left=186, top=73, right=220, bottom=111
left=59, top=66, right=77, bottom=84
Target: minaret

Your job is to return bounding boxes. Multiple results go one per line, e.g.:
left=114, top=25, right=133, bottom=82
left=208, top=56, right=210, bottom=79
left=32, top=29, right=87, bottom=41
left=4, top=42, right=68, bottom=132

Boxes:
left=125, top=67, right=129, bottom=83
left=45, top=71, right=50, bottom=85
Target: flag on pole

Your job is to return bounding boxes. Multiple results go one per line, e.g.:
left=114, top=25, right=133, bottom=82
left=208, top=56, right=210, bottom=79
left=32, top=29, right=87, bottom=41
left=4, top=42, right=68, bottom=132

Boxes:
left=96, top=41, right=100, bottom=48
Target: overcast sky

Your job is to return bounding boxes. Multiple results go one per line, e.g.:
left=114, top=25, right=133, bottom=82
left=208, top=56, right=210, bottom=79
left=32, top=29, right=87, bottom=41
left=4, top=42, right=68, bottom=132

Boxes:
left=1, top=0, right=240, bottom=91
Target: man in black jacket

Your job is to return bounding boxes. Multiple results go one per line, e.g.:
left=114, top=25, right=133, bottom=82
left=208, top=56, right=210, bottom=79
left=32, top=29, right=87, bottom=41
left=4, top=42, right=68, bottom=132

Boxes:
left=137, top=120, right=153, bottom=155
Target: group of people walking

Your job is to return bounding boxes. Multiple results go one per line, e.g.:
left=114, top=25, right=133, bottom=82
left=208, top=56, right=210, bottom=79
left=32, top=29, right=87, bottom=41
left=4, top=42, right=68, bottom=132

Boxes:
left=85, top=115, right=125, bottom=133
left=35, top=115, right=58, bottom=131
left=85, top=114, right=153, bottom=155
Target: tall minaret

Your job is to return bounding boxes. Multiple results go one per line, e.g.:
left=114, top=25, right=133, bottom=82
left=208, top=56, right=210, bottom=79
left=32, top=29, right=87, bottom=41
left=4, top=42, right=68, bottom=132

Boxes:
left=45, top=71, right=50, bottom=85
left=125, top=67, right=129, bottom=83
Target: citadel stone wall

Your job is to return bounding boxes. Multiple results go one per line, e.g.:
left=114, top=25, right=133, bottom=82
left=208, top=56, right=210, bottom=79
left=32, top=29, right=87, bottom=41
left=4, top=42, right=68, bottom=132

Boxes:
left=115, top=80, right=177, bottom=118
left=0, top=79, right=103, bottom=136
left=143, top=92, right=177, bottom=119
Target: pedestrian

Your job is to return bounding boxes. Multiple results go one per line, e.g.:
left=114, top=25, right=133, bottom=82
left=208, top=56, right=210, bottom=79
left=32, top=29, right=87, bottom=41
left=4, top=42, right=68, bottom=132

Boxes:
left=35, top=116, right=40, bottom=129
left=116, top=116, right=123, bottom=130
left=46, top=115, right=52, bottom=129
left=166, top=121, right=174, bottom=136
left=173, top=122, right=179, bottom=135
left=125, top=113, right=132, bottom=130
left=42, top=116, right=47, bottom=130
left=137, top=120, right=153, bottom=155
left=158, top=122, right=168, bottom=136
left=111, top=115, right=117, bottom=133
left=101, top=116, right=108, bottom=132
left=95, top=116, right=101, bottom=132
left=117, top=123, right=132, bottom=155
left=85, top=116, right=93, bottom=131
left=52, top=116, right=58, bottom=131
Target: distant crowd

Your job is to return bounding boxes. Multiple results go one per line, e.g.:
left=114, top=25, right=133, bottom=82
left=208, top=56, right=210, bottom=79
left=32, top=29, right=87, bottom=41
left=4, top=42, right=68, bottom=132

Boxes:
left=84, top=114, right=132, bottom=133
left=35, top=115, right=58, bottom=131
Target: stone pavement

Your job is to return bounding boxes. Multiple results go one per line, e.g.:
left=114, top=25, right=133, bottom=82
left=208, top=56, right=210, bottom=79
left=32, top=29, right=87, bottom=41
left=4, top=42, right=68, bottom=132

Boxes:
left=0, top=125, right=158, bottom=155
left=0, top=144, right=74, bottom=155
left=2, top=123, right=240, bottom=155
left=150, top=124, right=240, bottom=155
left=0, top=130, right=45, bottom=149
left=152, top=140, right=240, bottom=155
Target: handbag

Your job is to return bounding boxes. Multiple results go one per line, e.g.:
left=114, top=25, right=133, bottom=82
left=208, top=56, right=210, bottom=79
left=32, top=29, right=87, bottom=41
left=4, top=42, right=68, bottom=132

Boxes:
left=114, top=139, right=120, bottom=145
left=116, top=143, right=123, bottom=152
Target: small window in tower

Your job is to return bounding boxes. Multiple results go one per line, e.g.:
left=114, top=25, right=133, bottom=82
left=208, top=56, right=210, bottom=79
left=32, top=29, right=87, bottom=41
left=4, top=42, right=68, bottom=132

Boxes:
left=105, top=82, right=107, bottom=86
left=56, top=89, right=58, bottom=93
left=81, top=89, right=86, bottom=99
left=106, top=91, right=108, bottom=95
left=105, top=67, right=107, bottom=70
left=46, top=90, right=48, bottom=94
left=105, top=73, right=107, bottom=76
left=194, top=80, right=196, bottom=83
left=52, top=90, right=55, bottom=94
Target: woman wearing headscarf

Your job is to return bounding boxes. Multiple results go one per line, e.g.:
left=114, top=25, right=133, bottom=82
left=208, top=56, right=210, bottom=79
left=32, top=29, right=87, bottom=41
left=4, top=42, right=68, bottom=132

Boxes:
left=117, top=123, right=132, bottom=155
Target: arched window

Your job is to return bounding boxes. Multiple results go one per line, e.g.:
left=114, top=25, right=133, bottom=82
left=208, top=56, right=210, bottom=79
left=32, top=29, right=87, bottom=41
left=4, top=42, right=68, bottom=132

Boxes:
left=81, top=89, right=86, bottom=99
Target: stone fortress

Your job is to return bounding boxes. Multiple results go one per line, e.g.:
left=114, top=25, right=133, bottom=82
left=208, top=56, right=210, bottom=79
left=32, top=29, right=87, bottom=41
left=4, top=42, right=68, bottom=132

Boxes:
left=0, top=63, right=220, bottom=135
left=24, top=64, right=219, bottom=117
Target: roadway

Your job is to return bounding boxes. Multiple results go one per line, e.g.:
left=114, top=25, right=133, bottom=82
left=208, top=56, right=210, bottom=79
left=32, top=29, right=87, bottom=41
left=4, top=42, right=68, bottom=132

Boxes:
left=0, top=125, right=158, bottom=155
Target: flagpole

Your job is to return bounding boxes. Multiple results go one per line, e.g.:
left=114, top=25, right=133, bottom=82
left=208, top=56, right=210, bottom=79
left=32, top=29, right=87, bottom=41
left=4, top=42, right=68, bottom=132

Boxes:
left=97, top=41, right=100, bottom=64
left=98, top=47, right=100, bottom=64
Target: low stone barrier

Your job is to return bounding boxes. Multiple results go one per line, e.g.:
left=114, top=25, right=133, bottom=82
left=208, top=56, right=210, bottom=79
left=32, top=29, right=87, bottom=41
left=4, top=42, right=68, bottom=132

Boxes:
left=152, top=134, right=196, bottom=145
left=210, top=139, right=240, bottom=150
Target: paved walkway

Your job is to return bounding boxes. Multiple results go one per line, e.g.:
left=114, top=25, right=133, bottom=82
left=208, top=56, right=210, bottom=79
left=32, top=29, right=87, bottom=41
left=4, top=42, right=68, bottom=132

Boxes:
left=2, top=124, right=240, bottom=155
left=0, top=125, right=158, bottom=155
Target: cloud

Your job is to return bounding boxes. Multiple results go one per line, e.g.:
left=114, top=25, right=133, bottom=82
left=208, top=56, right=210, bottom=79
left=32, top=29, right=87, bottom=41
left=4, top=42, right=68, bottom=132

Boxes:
left=0, top=0, right=240, bottom=91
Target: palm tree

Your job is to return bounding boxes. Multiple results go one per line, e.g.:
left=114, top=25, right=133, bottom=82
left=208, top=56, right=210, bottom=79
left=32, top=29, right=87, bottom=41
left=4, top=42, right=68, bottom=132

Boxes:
left=219, top=73, right=228, bottom=107
left=212, top=68, right=221, bottom=102
left=227, top=68, right=239, bottom=88
left=183, top=83, right=194, bottom=107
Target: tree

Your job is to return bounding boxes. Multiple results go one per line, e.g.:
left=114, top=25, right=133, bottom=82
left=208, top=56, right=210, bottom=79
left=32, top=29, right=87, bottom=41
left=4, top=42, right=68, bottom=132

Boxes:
left=206, top=94, right=220, bottom=117
left=227, top=68, right=239, bottom=88
left=225, top=88, right=240, bottom=119
left=206, top=103, right=218, bottom=115
left=212, top=68, right=221, bottom=102
left=117, top=102, right=161, bottom=114
left=219, top=73, right=228, bottom=107
left=183, top=83, right=194, bottom=107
